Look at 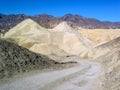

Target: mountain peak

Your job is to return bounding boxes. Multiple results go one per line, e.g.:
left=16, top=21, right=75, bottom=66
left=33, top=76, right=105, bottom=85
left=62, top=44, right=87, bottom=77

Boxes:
left=0, top=13, right=120, bottom=34
left=12, top=19, right=46, bottom=31
left=64, top=14, right=83, bottom=17
left=4, top=19, right=47, bottom=39
left=53, top=21, right=74, bottom=32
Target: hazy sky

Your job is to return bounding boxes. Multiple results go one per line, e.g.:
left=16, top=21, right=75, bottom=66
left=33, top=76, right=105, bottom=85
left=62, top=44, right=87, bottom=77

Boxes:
left=0, top=0, right=119, bottom=21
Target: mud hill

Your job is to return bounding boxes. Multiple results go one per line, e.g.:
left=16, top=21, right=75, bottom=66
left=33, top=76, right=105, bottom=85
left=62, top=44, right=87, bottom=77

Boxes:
left=91, top=37, right=120, bottom=59
left=4, top=19, right=95, bottom=58
left=4, top=19, right=50, bottom=49
left=0, top=39, right=57, bottom=79
left=78, top=29, right=120, bottom=45
left=3, top=19, right=68, bottom=58
left=50, top=22, right=95, bottom=57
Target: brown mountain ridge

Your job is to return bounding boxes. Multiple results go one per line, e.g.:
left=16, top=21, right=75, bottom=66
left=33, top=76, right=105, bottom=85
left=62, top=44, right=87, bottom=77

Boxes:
left=0, top=13, right=120, bottom=34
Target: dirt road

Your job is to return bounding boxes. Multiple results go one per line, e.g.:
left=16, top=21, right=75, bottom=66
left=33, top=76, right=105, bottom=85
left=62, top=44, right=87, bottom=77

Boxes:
left=0, top=60, right=101, bottom=90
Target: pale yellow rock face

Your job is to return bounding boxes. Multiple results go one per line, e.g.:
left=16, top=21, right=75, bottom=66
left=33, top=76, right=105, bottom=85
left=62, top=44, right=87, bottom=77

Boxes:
left=49, top=22, right=95, bottom=57
left=3, top=18, right=120, bottom=63
left=78, top=29, right=120, bottom=45
left=4, top=19, right=51, bottom=48
left=30, top=44, right=67, bottom=56
left=91, top=36, right=120, bottom=59
left=3, top=19, right=95, bottom=58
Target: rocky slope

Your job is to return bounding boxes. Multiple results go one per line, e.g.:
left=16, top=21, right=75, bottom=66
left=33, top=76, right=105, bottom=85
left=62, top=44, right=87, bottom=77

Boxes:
left=97, top=48, right=120, bottom=90
left=0, top=13, right=120, bottom=34
left=92, top=37, right=120, bottom=59
left=0, top=39, right=57, bottom=79
left=60, top=14, right=120, bottom=29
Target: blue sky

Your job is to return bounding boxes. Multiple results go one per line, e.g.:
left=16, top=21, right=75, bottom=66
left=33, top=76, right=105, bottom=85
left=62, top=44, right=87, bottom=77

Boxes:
left=0, top=0, right=119, bottom=22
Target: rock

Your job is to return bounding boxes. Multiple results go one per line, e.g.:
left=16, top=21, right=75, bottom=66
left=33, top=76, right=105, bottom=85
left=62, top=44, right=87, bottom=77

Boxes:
left=97, top=48, right=120, bottom=90
left=0, top=39, right=56, bottom=79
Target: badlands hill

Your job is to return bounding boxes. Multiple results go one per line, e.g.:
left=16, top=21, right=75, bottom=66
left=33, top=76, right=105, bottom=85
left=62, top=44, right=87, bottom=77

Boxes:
left=3, top=19, right=68, bottom=57
left=3, top=19, right=50, bottom=49
left=81, top=35, right=120, bottom=90
left=4, top=19, right=95, bottom=58
left=49, top=21, right=95, bottom=57
left=99, top=47, right=120, bottom=90
left=0, top=39, right=57, bottom=79
left=92, top=37, right=120, bottom=59
left=78, top=29, right=120, bottom=45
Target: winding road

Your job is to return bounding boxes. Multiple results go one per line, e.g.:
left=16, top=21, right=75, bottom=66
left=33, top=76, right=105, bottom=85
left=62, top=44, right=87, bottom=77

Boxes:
left=0, top=60, right=101, bottom=90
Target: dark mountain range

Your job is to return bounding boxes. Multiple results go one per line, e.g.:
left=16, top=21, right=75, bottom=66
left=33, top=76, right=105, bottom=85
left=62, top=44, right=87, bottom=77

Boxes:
left=0, top=13, right=120, bottom=34
left=60, top=14, right=120, bottom=29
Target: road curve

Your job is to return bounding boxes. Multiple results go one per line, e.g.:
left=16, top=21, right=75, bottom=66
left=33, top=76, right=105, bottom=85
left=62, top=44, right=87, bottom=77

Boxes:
left=0, top=60, right=101, bottom=90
